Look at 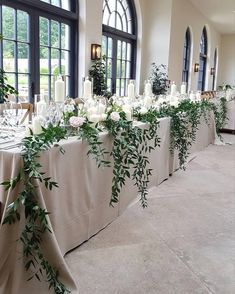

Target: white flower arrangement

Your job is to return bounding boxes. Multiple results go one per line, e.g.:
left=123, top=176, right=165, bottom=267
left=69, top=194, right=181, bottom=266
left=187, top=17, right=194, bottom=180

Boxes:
left=69, top=116, right=86, bottom=128
left=110, top=111, right=120, bottom=121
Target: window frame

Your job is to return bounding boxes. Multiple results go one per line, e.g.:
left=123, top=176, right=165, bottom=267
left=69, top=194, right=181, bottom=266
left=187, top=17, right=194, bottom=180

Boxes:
left=198, top=26, right=207, bottom=91
left=102, top=0, right=137, bottom=96
left=182, top=27, right=191, bottom=89
left=0, top=0, right=78, bottom=102
left=212, top=48, right=217, bottom=90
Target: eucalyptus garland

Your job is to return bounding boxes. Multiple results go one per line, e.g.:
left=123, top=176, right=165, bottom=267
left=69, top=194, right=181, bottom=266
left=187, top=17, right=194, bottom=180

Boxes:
left=105, top=109, right=161, bottom=208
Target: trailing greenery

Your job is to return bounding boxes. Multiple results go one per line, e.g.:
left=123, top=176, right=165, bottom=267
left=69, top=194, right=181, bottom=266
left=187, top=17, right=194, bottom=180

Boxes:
left=2, top=124, right=71, bottom=294
left=89, top=56, right=111, bottom=98
left=149, top=63, right=169, bottom=95
left=78, top=121, right=111, bottom=168
left=105, top=109, right=161, bottom=208
left=158, top=100, right=201, bottom=169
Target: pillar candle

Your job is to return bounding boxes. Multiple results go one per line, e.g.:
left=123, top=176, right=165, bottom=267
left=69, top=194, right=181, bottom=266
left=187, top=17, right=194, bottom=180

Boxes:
left=170, top=82, right=177, bottom=96
left=36, top=97, right=47, bottom=117
left=180, top=83, right=186, bottom=95
left=127, top=81, right=135, bottom=99
left=55, top=76, right=65, bottom=103
left=189, top=92, right=195, bottom=101
left=32, top=117, right=42, bottom=135
left=83, top=77, right=92, bottom=99
left=144, top=80, right=152, bottom=96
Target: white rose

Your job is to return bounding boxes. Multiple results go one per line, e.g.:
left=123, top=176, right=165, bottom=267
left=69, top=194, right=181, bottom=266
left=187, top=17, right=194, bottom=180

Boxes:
left=110, top=111, right=120, bottom=121
left=139, top=106, right=148, bottom=115
left=69, top=116, right=86, bottom=128
left=64, top=104, right=75, bottom=113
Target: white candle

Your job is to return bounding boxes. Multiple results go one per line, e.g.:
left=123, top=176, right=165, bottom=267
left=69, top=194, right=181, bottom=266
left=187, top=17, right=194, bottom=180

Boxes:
left=144, top=96, right=152, bottom=108
left=125, top=110, right=132, bottom=121
left=127, top=81, right=135, bottom=99
left=189, top=92, right=195, bottom=101
left=32, top=117, right=42, bottom=135
left=87, top=106, right=97, bottom=115
left=170, top=82, right=177, bottom=96
left=83, top=77, right=92, bottom=99
left=196, top=91, right=201, bottom=101
left=55, top=76, right=65, bottom=103
left=89, top=114, right=100, bottom=124
left=36, top=98, right=47, bottom=117
left=180, top=83, right=186, bottom=95
left=144, top=80, right=152, bottom=96
left=98, top=103, right=106, bottom=115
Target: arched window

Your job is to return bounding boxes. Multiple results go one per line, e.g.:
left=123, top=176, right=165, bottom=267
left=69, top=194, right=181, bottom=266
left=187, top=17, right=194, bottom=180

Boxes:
left=182, top=28, right=191, bottom=89
left=212, top=48, right=217, bottom=90
left=102, top=0, right=137, bottom=96
left=0, top=0, right=78, bottom=102
left=198, top=27, right=207, bottom=91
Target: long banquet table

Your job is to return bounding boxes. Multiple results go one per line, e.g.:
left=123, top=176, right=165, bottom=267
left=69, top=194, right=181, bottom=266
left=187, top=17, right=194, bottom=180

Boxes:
left=0, top=115, right=216, bottom=294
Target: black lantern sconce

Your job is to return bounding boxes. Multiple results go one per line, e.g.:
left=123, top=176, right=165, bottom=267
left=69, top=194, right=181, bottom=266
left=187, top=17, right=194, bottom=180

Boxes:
left=210, top=67, right=215, bottom=75
left=194, top=63, right=200, bottom=72
left=91, top=44, right=101, bottom=60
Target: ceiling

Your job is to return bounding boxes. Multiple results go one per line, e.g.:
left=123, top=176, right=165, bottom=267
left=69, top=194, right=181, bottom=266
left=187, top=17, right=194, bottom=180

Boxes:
left=188, top=0, right=235, bottom=34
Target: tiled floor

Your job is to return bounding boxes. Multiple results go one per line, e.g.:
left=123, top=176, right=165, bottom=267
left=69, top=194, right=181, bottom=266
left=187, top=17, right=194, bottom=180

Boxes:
left=65, top=134, right=235, bottom=294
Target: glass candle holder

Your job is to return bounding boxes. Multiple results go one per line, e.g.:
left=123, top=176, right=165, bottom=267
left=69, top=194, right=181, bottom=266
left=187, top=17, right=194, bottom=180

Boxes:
left=82, top=77, right=93, bottom=99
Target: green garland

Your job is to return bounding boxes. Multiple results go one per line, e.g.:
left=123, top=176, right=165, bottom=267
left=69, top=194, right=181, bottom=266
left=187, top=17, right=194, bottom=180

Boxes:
left=105, top=108, right=161, bottom=208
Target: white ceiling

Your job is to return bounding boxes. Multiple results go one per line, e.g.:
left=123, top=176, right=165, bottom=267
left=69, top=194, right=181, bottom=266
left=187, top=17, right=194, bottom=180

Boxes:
left=188, top=0, right=235, bottom=34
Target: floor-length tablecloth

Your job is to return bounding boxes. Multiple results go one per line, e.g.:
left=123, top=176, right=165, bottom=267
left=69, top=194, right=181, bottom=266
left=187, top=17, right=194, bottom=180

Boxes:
left=224, top=100, right=235, bottom=131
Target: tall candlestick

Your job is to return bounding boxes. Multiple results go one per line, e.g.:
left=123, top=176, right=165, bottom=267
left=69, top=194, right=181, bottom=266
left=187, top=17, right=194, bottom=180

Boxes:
left=170, top=81, right=177, bottom=96
left=55, top=76, right=65, bottom=103
left=83, top=77, right=92, bottom=99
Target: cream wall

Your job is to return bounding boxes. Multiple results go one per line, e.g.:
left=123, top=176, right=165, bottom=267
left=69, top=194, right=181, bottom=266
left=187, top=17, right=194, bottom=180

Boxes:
left=139, top=0, right=172, bottom=93
left=168, top=0, right=221, bottom=92
left=78, top=0, right=103, bottom=96
left=79, top=0, right=224, bottom=96
left=218, top=34, right=235, bottom=87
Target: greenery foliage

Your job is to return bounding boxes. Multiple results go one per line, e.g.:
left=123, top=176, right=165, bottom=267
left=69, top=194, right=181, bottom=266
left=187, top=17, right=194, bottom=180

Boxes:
left=105, top=108, right=161, bottom=207
left=89, top=56, right=111, bottom=98
left=150, top=63, right=169, bottom=95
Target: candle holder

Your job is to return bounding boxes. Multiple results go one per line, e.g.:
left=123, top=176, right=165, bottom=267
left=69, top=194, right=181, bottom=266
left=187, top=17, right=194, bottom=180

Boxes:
left=82, top=77, right=93, bottom=100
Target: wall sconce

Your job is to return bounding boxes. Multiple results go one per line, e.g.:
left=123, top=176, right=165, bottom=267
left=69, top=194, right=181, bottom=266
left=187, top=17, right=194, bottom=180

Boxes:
left=210, top=67, right=215, bottom=75
left=91, top=44, right=101, bottom=60
left=194, top=63, right=199, bottom=72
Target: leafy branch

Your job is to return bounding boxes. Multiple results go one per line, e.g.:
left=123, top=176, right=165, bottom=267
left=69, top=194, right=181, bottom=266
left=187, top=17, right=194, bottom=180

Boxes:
left=105, top=110, right=161, bottom=208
